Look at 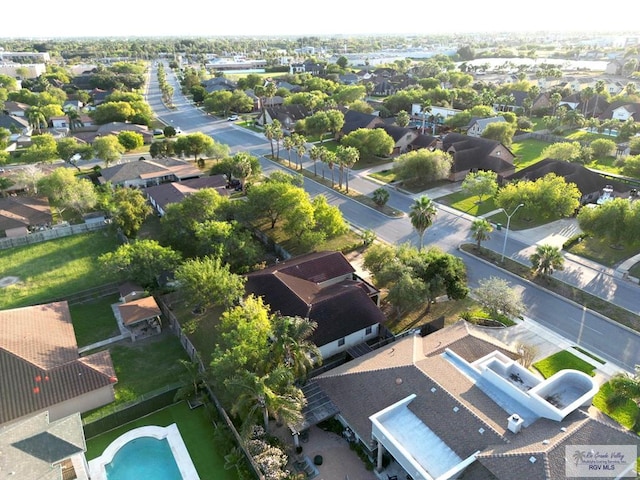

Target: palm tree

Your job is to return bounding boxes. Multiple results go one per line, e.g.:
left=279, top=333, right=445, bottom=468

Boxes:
left=409, top=195, right=437, bottom=250
left=283, top=135, right=294, bottom=167
left=470, top=218, right=493, bottom=250
left=323, top=150, right=336, bottom=187
left=64, top=107, right=83, bottom=131
left=264, top=122, right=275, bottom=158
left=292, top=133, right=306, bottom=170
left=27, top=106, right=47, bottom=134
left=529, top=244, right=565, bottom=278
left=420, top=100, right=432, bottom=135
left=309, top=145, right=322, bottom=177
left=226, top=367, right=306, bottom=435
left=606, top=366, right=640, bottom=431
left=268, top=315, right=321, bottom=380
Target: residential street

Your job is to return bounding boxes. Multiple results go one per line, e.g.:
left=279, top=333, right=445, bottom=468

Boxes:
left=145, top=63, right=640, bottom=373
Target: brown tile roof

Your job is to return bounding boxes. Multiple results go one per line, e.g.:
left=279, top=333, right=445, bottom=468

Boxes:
left=0, top=302, right=116, bottom=425
left=0, top=196, right=52, bottom=233
left=117, top=296, right=161, bottom=326
left=98, top=158, right=202, bottom=185
left=246, top=252, right=384, bottom=347
left=313, top=321, right=640, bottom=480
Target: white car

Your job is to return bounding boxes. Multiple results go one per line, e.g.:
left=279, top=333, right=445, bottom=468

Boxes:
left=174, top=127, right=183, bottom=134
left=227, top=115, right=239, bottom=121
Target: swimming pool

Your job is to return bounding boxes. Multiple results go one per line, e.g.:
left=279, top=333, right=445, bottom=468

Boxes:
left=88, top=424, right=199, bottom=480
left=106, top=436, right=182, bottom=480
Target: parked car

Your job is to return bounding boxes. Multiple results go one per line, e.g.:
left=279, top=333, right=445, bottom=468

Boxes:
left=227, top=115, right=239, bottom=121
left=153, top=128, right=164, bottom=135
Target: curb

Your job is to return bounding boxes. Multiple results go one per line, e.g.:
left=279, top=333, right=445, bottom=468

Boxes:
left=458, top=244, right=638, bottom=374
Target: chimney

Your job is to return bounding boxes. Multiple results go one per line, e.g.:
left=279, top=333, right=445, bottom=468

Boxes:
left=508, top=413, right=524, bottom=434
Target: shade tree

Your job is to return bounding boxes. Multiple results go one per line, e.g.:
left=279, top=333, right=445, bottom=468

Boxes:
left=341, top=127, right=395, bottom=159
left=461, top=170, right=498, bottom=204
left=392, top=149, right=452, bottom=187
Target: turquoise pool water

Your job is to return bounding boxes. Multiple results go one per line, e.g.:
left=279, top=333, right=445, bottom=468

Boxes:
left=106, top=436, right=183, bottom=480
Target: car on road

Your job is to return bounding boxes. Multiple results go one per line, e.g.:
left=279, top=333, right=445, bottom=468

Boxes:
left=227, top=115, right=239, bottom=121
left=153, top=128, right=164, bottom=135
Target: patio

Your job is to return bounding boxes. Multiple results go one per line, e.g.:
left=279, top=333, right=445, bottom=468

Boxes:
left=272, top=423, right=378, bottom=480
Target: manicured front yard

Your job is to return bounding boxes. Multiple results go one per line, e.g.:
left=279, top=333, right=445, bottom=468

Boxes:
left=566, top=236, right=640, bottom=268
left=0, top=231, right=120, bottom=309
left=436, top=191, right=498, bottom=217
left=85, top=401, right=238, bottom=480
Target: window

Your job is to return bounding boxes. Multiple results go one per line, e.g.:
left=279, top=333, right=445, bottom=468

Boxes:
left=365, top=326, right=372, bottom=335
left=338, top=338, right=345, bottom=347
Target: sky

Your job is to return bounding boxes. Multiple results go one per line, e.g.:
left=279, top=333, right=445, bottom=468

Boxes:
left=3, top=0, right=640, bottom=39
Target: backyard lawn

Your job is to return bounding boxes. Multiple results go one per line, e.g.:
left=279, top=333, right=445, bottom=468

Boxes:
left=70, top=294, right=121, bottom=347
left=0, top=231, right=120, bottom=309
left=511, top=138, right=549, bottom=170
left=85, top=401, right=238, bottom=480
left=82, top=333, right=190, bottom=421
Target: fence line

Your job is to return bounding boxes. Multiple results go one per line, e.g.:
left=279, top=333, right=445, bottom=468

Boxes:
left=157, top=297, right=266, bottom=480
left=0, top=222, right=108, bottom=250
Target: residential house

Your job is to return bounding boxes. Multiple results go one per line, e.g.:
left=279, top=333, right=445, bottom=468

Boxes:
left=560, top=93, right=610, bottom=118
left=63, top=99, right=84, bottom=111
left=89, top=88, right=111, bottom=106
left=0, top=411, right=91, bottom=480
left=605, top=59, right=624, bottom=75
left=339, top=109, right=385, bottom=138
left=306, top=320, right=639, bottom=480
left=2, top=100, right=29, bottom=117
left=201, top=77, right=237, bottom=94
left=0, top=301, right=117, bottom=427
left=289, top=60, right=324, bottom=76
left=96, top=122, right=153, bottom=143
left=439, top=133, right=516, bottom=182
left=599, top=101, right=640, bottom=122
left=408, top=133, right=438, bottom=152
left=375, top=124, right=419, bottom=154
left=338, top=73, right=359, bottom=85
left=465, top=116, right=506, bottom=138
left=0, top=113, right=31, bottom=142
left=50, top=114, right=93, bottom=130
left=245, top=251, right=387, bottom=360
left=505, top=159, right=630, bottom=205
left=144, top=175, right=229, bottom=216
left=97, top=157, right=203, bottom=188
left=0, top=196, right=52, bottom=237
left=258, top=105, right=311, bottom=131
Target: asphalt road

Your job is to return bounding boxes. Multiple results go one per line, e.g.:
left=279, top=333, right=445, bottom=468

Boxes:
left=146, top=62, right=640, bottom=373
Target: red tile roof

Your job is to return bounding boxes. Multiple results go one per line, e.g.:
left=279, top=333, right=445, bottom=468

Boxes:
left=0, top=302, right=116, bottom=424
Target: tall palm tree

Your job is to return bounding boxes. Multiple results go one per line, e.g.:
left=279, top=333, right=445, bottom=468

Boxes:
left=283, top=135, right=294, bottom=167
left=470, top=218, right=493, bottom=250
left=64, top=107, right=83, bottom=131
left=292, top=133, right=306, bottom=170
left=409, top=195, right=437, bottom=250
left=606, top=366, right=640, bottom=431
left=309, top=145, right=323, bottom=177
left=529, top=244, right=565, bottom=278
left=269, top=315, right=321, bottom=380
left=323, top=150, right=336, bottom=188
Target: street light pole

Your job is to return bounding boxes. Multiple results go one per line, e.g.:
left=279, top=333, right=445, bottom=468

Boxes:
left=500, top=203, right=525, bottom=263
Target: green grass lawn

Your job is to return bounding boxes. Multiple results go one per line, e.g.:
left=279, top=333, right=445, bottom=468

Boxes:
left=629, top=262, right=640, bottom=278
left=368, top=169, right=396, bottom=183
left=592, top=382, right=639, bottom=433
left=0, top=231, right=120, bottom=309
left=532, top=350, right=596, bottom=378
left=436, top=191, right=498, bottom=217
left=566, top=236, right=640, bottom=268
left=70, top=294, right=121, bottom=347
left=83, top=333, right=190, bottom=421
left=85, top=401, right=238, bottom=480
left=511, top=138, right=549, bottom=170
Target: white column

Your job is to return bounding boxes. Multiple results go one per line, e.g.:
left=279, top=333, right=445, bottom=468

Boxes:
left=376, top=439, right=385, bottom=472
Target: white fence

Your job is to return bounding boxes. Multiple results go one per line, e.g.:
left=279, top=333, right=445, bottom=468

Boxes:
left=0, top=222, right=108, bottom=250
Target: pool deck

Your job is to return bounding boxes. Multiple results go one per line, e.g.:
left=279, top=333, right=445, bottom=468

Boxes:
left=272, top=422, right=378, bottom=480
left=87, top=424, right=199, bottom=480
